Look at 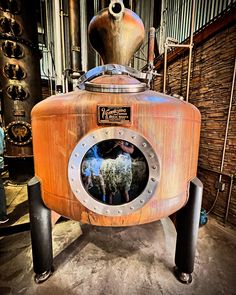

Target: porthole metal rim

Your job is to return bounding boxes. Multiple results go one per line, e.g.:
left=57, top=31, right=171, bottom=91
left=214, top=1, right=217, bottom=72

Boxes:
left=68, top=127, right=160, bottom=216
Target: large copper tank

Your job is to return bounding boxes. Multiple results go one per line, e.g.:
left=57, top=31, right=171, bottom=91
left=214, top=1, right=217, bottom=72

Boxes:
left=31, top=1, right=201, bottom=226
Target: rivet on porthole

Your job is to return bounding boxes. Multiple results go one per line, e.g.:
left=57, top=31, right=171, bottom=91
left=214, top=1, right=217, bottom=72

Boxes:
left=142, top=142, right=147, bottom=147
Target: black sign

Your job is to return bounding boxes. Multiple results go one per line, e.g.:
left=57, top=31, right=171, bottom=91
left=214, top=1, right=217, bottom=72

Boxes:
left=97, top=105, right=132, bottom=124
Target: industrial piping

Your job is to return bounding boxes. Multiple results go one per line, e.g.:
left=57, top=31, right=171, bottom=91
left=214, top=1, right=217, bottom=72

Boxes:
left=163, top=0, right=195, bottom=102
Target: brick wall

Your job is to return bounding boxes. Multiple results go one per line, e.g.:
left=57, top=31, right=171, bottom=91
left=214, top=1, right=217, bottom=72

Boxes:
left=154, top=23, right=236, bottom=226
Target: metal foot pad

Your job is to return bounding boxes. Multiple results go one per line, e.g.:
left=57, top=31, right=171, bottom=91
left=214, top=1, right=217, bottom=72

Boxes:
left=174, top=267, right=192, bottom=284
left=34, top=268, right=53, bottom=284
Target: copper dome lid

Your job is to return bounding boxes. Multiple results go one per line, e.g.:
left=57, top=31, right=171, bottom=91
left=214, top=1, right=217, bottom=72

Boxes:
left=85, top=74, right=146, bottom=93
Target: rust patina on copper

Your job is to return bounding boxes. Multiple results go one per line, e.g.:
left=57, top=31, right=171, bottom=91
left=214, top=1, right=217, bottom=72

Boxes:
left=31, top=1, right=201, bottom=226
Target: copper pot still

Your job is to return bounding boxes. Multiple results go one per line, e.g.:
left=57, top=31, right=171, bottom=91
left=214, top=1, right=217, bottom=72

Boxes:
left=29, top=0, right=203, bottom=285
left=31, top=0, right=201, bottom=226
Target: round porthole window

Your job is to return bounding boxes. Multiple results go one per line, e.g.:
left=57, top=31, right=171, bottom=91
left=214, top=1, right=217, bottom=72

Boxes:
left=81, top=139, right=149, bottom=205
left=68, top=127, right=160, bottom=216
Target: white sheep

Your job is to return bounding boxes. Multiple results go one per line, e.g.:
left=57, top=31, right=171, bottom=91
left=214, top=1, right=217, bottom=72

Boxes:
left=81, top=141, right=134, bottom=204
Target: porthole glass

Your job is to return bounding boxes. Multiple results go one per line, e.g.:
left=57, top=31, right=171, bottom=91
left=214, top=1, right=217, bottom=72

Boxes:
left=81, top=139, right=149, bottom=205
left=68, top=127, right=160, bottom=216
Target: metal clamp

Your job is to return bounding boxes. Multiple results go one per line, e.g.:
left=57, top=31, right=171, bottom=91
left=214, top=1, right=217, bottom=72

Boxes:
left=77, top=64, right=154, bottom=90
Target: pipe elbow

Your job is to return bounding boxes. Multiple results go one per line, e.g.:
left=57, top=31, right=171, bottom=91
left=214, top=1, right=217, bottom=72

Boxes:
left=108, top=0, right=125, bottom=20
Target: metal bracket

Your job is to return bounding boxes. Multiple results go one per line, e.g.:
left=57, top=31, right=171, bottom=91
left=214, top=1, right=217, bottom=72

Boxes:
left=77, top=64, right=156, bottom=90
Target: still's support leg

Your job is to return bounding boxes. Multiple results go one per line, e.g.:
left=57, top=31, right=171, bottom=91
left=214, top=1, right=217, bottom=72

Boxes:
left=174, top=177, right=203, bottom=284
left=28, top=177, right=53, bottom=283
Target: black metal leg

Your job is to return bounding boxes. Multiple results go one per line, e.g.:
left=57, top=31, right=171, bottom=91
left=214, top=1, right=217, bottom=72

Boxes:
left=174, top=177, right=203, bottom=284
left=28, top=177, right=53, bottom=283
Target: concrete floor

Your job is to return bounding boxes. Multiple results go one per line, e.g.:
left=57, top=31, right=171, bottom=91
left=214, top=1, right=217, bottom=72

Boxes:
left=0, top=182, right=236, bottom=295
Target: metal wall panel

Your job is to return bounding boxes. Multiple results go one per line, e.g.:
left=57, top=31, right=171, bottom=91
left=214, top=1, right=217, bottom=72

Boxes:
left=133, top=0, right=155, bottom=70
left=159, top=0, right=236, bottom=53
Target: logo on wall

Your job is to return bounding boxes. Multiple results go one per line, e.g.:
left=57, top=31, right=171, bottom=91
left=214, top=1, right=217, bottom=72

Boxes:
left=5, top=121, right=32, bottom=145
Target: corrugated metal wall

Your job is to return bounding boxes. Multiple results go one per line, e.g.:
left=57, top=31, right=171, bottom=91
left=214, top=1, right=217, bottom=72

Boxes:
left=39, top=0, right=236, bottom=81
left=160, top=0, right=236, bottom=52
left=133, top=0, right=155, bottom=70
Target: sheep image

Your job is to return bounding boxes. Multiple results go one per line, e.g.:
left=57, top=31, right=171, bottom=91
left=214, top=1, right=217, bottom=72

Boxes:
left=101, top=152, right=132, bottom=204
left=81, top=140, right=147, bottom=205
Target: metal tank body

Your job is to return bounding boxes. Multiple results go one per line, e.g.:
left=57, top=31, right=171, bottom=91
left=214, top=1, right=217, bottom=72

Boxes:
left=32, top=74, right=200, bottom=226
left=28, top=0, right=203, bottom=284
left=31, top=0, right=201, bottom=226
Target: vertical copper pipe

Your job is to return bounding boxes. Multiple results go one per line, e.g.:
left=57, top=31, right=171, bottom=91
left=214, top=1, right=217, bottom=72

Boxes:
left=80, top=0, right=88, bottom=71
left=148, top=27, right=155, bottom=67
left=52, top=0, right=63, bottom=89
left=68, top=0, right=81, bottom=72
left=163, top=44, right=167, bottom=93
left=0, top=0, right=42, bottom=181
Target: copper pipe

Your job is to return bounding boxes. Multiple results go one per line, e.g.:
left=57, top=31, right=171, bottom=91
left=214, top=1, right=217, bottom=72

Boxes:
left=68, top=0, right=81, bottom=72
left=52, top=0, right=63, bottom=88
left=148, top=27, right=155, bottom=67
left=163, top=44, right=167, bottom=93
left=108, top=0, right=124, bottom=20
left=80, top=0, right=88, bottom=71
